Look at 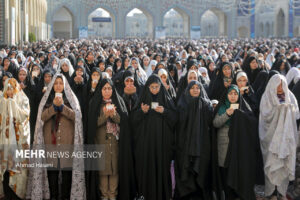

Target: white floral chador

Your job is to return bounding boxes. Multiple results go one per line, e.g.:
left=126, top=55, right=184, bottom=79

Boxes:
left=0, top=78, right=30, bottom=199
left=26, top=73, right=86, bottom=200
left=259, top=74, right=300, bottom=196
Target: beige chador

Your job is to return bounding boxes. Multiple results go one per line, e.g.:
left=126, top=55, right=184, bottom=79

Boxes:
left=0, top=78, right=30, bottom=199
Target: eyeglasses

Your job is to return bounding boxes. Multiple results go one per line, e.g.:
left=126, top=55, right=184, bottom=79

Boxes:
left=149, top=85, right=160, bottom=90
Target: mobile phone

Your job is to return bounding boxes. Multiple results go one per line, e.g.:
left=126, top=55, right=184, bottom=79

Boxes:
left=151, top=102, right=159, bottom=109
left=55, top=93, right=62, bottom=98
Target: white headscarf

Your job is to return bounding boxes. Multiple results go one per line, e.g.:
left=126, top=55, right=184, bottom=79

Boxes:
left=209, top=49, right=219, bottom=62
left=146, top=60, right=157, bottom=77
left=259, top=74, right=300, bottom=196
left=129, top=57, right=147, bottom=84
left=26, top=73, right=86, bottom=200
left=179, top=50, right=189, bottom=60
left=23, top=56, right=34, bottom=69
left=286, top=67, right=300, bottom=86
left=58, top=58, right=74, bottom=77
left=16, top=53, right=26, bottom=66
left=199, top=67, right=210, bottom=84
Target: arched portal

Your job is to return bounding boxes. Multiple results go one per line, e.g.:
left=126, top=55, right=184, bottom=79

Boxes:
left=125, top=8, right=153, bottom=38
left=88, top=8, right=115, bottom=38
left=52, top=7, right=73, bottom=39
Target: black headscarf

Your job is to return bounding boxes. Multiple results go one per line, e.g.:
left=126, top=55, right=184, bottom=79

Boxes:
left=0, top=71, right=13, bottom=91
left=208, top=62, right=234, bottom=101
left=175, top=80, right=213, bottom=199
left=271, top=59, right=291, bottom=75
left=82, top=67, right=102, bottom=135
left=243, top=56, right=262, bottom=85
left=176, top=61, right=208, bottom=103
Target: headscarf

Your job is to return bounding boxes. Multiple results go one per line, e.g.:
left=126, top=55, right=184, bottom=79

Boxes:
left=286, top=67, right=300, bottom=86
left=217, top=84, right=240, bottom=126
left=26, top=74, right=86, bottom=200
left=129, top=57, right=147, bottom=84
left=259, top=74, right=299, bottom=196
left=199, top=67, right=210, bottom=84
left=146, top=60, right=157, bottom=77
left=59, top=58, right=75, bottom=77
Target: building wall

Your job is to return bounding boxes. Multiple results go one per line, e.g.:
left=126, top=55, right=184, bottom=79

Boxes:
left=0, top=0, right=48, bottom=46
left=2, top=0, right=298, bottom=42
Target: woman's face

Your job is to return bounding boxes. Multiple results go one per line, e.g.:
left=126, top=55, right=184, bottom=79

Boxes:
left=143, top=57, right=150, bottom=66
left=157, top=64, right=164, bottom=70
left=33, top=66, right=40, bottom=75
left=201, top=72, right=207, bottom=78
left=109, top=56, right=114, bottom=63
left=87, top=53, right=94, bottom=61
left=78, top=60, right=84, bottom=67
left=132, top=60, right=138, bottom=69
left=156, top=56, right=161, bottom=62
left=188, top=72, right=197, bottom=84
left=228, top=89, right=239, bottom=104
left=250, top=59, right=258, bottom=70
left=91, top=71, right=100, bottom=81
left=280, top=62, right=285, bottom=71
left=176, top=63, right=182, bottom=70
left=99, top=63, right=105, bottom=72
left=277, top=82, right=284, bottom=95
left=53, top=77, right=64, bottom=93
left=160, top=74, right=167, bottom=84
left=149, top=82, right=160, bottom=95
left=102, top=83, right=113, bottom=100
left=106, top=69, right=113, bottom=78
left=222, top=65, right=232, bottom=78
left=189, top=65, right=197, bottom=71
left=237, top=76, right=248, bottom=88
left=5, top=87, right=14, bottom=98
left=61, top=63, right=69, bottom=72
left=76, top=68, right=84, bottom=77
left=52, top=59, right=57, bottom=65
left=170, top=70, right=175, bottom=78
left=222, top=55, right=228, bottom=62
left=18, top=71, right=27, bottom=82
left=44, top=73, right=52, bottom=84
left=125, top=78, right=134, bottom=87
left=116, top=60, right=122, bottom=68
left=124, top=58, right=130, bottom=67
left=4, top=59, right=10, bottom=68
left=190, top=84, right=201, bottom=97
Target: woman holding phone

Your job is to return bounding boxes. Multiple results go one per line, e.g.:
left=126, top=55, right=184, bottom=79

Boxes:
left=131, top=74, right=177, bottom=200
left=212, top=84, right=263, bottom=200
left=26, top=73, right=85, bottom=200
left=87, top=78, right=136, bottom=200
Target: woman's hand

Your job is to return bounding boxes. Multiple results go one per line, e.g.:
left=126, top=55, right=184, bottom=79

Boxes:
left=53, top=97, right=63, bottom=107
left=226, top=108, right=234, bottom=116
left=141, top=103, right=150, bottom=113
left=91, top=80, right=98, bottom=89
left=155, top=106, right=164, bottom=113
left=103, top=104, right=116, bottom=118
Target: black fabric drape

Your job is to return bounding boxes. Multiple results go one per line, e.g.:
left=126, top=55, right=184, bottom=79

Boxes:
left=131, top=74, right=177, bottom=200
left=175, top=81, right=214, bottom=199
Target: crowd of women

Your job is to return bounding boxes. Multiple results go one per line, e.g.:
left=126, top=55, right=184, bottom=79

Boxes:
left=0, top=38, right=300, bottom=200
